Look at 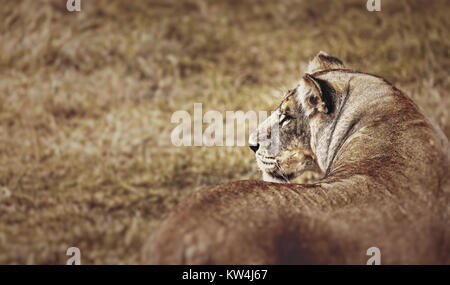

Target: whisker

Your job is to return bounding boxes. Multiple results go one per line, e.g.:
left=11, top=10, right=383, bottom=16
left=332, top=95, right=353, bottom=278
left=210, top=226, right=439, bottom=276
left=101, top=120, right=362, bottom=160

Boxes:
left=275, top=161, right=290, bottom=184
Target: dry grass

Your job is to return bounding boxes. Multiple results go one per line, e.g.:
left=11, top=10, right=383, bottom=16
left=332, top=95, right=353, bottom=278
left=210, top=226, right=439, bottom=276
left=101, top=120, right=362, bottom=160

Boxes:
left=0, top=0, right=448, bottom=264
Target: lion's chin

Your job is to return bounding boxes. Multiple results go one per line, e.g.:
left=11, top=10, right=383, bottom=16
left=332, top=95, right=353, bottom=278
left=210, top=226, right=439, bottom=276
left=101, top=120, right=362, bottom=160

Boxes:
left=262, top=168, right=323, bottom=184
left=262, top=171, right=293, bottom=183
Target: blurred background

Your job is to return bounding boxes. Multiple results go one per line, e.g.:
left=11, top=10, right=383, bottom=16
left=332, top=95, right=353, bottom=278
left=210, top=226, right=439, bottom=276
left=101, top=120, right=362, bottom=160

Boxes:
left=0, top=0, right=448, bottom=264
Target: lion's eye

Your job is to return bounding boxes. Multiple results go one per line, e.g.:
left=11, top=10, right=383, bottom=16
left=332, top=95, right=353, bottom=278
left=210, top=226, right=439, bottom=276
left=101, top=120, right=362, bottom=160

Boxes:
left=279, top=114, right=292, bottom=128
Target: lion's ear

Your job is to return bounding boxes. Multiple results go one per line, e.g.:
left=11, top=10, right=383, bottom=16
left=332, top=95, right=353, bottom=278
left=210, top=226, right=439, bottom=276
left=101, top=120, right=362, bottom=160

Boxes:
left=306, top=51, right=345, bottom=74
left=300, top=73, right=333, bottom=115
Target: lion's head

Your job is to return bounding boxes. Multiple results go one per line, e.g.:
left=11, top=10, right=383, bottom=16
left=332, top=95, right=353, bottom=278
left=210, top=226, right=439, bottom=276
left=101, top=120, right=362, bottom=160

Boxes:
left=249, top=51, right=347, bottom=183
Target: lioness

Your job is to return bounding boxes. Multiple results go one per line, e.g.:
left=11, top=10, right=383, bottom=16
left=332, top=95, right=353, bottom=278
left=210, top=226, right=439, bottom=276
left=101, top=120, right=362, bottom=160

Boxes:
left=142, top=52, right=450, bottom=264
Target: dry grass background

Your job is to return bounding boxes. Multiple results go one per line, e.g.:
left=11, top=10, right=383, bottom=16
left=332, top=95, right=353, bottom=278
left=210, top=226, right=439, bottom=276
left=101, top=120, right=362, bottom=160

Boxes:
left=0, top=0, right=448, bottom=264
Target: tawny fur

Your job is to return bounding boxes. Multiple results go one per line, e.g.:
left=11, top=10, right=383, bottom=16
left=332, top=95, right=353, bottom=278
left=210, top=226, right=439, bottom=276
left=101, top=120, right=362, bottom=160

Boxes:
left=142, top=52, right=450, bottom=265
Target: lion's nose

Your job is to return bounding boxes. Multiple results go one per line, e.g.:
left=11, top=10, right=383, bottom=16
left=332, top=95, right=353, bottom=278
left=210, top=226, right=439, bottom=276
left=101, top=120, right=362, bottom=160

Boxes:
left=249, top=143, right=260, bottom=153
